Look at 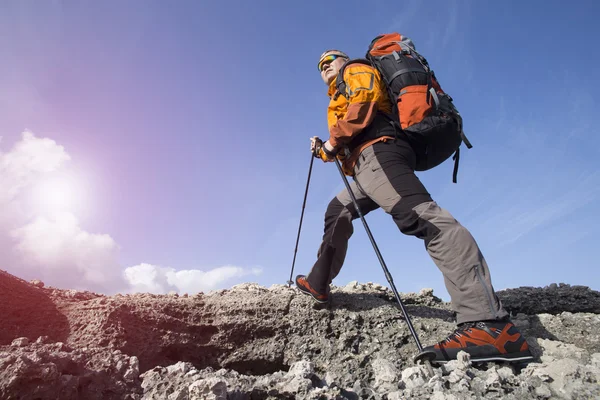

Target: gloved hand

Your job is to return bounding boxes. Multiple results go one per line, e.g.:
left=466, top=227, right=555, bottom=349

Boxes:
left=310, top=136, right=322, bottom=156
left=310, top=136, right=336, bottom=162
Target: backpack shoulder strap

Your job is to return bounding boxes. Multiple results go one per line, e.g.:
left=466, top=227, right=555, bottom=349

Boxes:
left=334, top=59, right=373, bottom=100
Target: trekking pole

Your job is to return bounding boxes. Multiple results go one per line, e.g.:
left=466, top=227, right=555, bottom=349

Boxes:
left=287, top=154, right=315, bottom=287
left=333, top=158, right=436, bottom=367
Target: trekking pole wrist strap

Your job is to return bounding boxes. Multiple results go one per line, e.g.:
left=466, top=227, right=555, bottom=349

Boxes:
left=321, top=141, right=338, bottom=157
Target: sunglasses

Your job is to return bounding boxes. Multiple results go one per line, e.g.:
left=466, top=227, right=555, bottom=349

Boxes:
left=318, top=54, right=341, bottom=72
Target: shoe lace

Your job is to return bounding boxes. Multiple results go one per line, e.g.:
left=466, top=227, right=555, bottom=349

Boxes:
left=440, top=322, right=477, bottom=345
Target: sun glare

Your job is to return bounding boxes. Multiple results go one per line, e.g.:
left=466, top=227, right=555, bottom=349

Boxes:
left=41, top=179, right=74, bottom=209
left=31, top=173, right=88, bottom=216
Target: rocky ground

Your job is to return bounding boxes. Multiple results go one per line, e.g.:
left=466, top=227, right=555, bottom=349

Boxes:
left=1, top=268, right=599, bottom=399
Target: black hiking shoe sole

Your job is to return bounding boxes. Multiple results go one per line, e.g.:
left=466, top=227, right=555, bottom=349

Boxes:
left=429, top=351, right=535, bottom=365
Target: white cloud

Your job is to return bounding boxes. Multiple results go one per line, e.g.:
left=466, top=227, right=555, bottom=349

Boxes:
left=10, top=211, right=122, bottom=289
left=123, top=263, right=263, bottom=295
left=0, top=131, right=124, bottom=292
left=0, top=131, right=70, bottom=205
left=0, top=131, right=71, bottom=230
left=1, top=130, right=262, bottom=295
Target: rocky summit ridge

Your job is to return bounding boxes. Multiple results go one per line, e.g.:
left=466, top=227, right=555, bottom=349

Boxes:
left=1, top=268, right=599, bottom=399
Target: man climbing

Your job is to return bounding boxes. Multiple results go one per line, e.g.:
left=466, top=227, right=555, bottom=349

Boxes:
left=294, top=42, right=533, bottom=364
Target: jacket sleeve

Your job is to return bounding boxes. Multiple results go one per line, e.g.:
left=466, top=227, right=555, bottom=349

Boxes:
left=328, top=66, right=387, bottom=148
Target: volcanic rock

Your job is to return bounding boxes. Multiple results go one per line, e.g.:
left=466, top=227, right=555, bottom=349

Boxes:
left=1, top=270, right=599, bottom=399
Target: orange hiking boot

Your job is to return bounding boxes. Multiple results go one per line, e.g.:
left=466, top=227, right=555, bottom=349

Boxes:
left=295, top=275, right=329, bottom=304
left=424, top=320, right=534, bottom=364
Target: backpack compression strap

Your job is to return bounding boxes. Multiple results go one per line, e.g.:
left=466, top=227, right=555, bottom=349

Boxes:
left=333, top=59, right=373, bottom=100
left=451, top=112, right=473, bottom=183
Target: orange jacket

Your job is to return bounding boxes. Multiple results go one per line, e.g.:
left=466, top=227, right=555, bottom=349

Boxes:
left=326, top=62, right=394, bottom=174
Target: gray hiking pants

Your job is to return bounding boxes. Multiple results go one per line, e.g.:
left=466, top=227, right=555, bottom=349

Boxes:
left=306, top=139, right=508, bottom=324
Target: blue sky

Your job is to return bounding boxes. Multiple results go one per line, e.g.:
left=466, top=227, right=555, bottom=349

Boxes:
left=0, top=0, right=598, bottom=299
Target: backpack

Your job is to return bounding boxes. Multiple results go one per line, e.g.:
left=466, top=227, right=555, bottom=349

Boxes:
left=336, top=33, right=472, bottom=183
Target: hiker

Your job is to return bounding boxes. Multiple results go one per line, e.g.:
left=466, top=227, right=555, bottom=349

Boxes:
left=295, top=40, right=533, bottom=364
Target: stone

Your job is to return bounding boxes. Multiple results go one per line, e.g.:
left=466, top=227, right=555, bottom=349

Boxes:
left=188, top=377, right=227, bottom=400
left=30, top=279, right=45, bottom=288
left=401, top=366, right=426, bottom=389
left=345, top=281, right=359, bottom=289
left=371, top=358, right=400, bottom=389
left=11, top=337, right=29, bottom=347
left=167, top=361, right=191, bottom=375
left=1, top=268, right=600, bottom=400
left=285, top=360, right=314, bottom=379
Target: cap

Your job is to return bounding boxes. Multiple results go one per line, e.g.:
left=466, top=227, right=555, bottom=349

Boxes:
left=317, top=49, right=349, bottom=70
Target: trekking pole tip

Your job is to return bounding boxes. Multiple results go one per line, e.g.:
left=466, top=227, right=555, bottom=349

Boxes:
left=413, top=350, right=437, bottom=377
left=413, top=349, right=436, bottom=364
